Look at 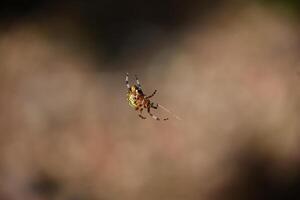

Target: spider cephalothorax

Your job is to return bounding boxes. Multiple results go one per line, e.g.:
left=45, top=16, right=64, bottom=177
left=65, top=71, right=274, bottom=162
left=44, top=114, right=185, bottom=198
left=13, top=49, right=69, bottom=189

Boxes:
left=125, top=73, right=168, bottom=120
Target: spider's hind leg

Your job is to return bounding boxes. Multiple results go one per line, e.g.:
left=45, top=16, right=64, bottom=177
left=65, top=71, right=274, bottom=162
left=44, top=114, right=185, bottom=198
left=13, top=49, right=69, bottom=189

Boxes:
left=125, top=73, right=130, bottom=89
left=135, top=74, right=142, bottom=89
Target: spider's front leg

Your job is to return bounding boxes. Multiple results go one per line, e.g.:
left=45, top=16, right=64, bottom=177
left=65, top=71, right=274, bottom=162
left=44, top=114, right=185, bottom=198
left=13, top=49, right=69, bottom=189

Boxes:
left=146, top=90, right=157, bottom=99
left=147, top=106, right=168, bottom=121
left=150, top=102, right=158, bottom=109
left=138, top=108, right=146, bottom=119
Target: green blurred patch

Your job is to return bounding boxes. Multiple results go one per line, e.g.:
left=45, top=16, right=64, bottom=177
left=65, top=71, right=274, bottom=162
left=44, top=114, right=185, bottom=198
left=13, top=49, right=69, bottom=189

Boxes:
left=259, top=0, right=300, bottom=17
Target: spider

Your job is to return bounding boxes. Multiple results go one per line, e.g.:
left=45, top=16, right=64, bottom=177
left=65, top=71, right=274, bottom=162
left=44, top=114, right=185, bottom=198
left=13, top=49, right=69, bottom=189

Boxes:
left=125, top=73, right=168, bottom=121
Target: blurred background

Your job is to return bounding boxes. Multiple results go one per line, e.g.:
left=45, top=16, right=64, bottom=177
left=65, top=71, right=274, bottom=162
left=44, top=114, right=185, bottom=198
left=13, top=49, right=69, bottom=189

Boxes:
left=0, top=0, right=300, bottom=199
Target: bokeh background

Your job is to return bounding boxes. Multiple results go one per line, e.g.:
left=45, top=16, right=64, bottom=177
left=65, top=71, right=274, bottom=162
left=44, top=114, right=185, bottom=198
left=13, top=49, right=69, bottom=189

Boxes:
left=0, top=0, right=300, bottom=199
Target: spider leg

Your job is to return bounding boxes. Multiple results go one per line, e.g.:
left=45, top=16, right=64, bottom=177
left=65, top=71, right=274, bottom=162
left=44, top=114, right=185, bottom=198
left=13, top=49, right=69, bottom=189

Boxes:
left=147, top=107, right=168, bottom=121
left=146, top=90, right=157, bottom=99
left=138, top=108, right=146, bottom=119
left=151, top=102, right=158, bottom=109
left=134, top=74, right=142, bottom=89
left=125, top=73, right=130, bottom=89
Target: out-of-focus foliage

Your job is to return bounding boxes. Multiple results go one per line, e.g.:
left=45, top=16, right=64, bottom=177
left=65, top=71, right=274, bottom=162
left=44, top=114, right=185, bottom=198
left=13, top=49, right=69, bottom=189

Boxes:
left=259, top=0, right=300, bottom=16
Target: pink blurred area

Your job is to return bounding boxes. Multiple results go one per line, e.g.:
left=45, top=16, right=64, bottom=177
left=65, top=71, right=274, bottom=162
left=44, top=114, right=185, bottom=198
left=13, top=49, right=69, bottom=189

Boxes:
left=0, top=3, right=300, bottom=200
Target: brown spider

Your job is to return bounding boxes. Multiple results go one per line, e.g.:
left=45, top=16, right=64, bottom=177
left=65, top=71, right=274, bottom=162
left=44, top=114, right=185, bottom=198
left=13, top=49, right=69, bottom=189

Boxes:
left=125, top=73, right=168, bottom=121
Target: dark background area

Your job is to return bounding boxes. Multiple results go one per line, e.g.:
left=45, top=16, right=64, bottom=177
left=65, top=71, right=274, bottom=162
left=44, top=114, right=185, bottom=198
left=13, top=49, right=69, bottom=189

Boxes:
left=0, top=0, right=299, bottom=62
left=1, top=0, right=224, bottom=61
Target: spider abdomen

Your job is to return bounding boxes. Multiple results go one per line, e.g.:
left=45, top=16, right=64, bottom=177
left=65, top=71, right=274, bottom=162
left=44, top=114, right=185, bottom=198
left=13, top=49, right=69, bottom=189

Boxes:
left=125, top=73, right=168, bottom=121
